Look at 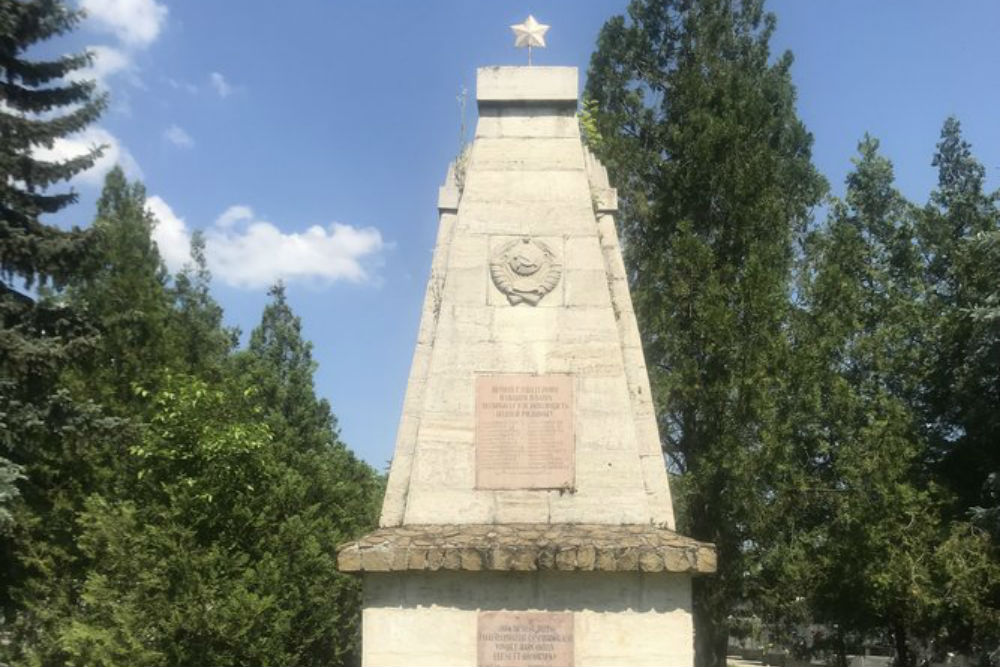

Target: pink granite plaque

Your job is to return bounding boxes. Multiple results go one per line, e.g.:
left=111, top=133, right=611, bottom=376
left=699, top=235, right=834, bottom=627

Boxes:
left=475, top=374, right=574, bottom=489
left=478, top=612, right=574, bottom=667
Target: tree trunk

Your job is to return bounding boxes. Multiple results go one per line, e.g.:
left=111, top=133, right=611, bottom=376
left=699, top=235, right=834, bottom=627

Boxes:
left=693, top=577, right=729, bottom=667
left=892, top=621, right=912, bottom=667
left=834, top=627, right=848, bottom=667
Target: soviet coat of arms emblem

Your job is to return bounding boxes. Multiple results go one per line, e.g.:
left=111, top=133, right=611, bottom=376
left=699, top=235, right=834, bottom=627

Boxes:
left=489, top=237, right=562, bottom=306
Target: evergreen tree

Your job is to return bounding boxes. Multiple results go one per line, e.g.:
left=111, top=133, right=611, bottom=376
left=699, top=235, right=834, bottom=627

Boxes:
left=240, top=283, right=334, bottom=447
left=2, top=168, right=173, bottom=665
left=0, top=0, right=105, bottom=286
left=171, top=230, right=237, bottom=376
left=3, top=167, right=231, bottom=665
left=751, top=133, right=1000, bottom=665
left=918, top=118, right=1000, bottom=529
left=234, top=283, right=382, bottom=664
left=0, top=0, right=107, bottom=647
left=0, top=0, right=107, bottom=443
left=586, top=1, right=825, bottom=663
left=0, top=0, right=106, bottom=515
left=790, top=138, right=940, bottom=665
left=0, top=458, right=23, bottom=530
left=67, top=167, right=174, bottom=405
left=907, top=119, right=1000, bottom=660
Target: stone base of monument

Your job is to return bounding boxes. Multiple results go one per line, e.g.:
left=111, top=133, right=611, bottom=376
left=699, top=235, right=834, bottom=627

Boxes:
left=338, top=524, right=715, bottom=666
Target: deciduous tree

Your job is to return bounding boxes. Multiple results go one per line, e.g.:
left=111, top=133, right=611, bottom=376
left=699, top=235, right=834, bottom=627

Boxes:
left=586, top=1, right=825, bottom=663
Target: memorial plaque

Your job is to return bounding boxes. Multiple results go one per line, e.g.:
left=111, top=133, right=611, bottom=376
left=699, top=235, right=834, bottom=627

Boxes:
left=478, top=611, right=574, bottom=667
left=476, top=374, right=574, bottom=489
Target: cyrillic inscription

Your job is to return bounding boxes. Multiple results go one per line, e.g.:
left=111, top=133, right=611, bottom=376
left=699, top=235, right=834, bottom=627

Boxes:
left=478, top=611, right=574, bottom=667
left=476, top=374, right=574, bottom=489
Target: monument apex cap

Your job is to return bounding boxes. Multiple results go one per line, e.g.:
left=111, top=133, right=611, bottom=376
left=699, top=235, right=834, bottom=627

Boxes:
left=476, top=66, right=578, bottom=103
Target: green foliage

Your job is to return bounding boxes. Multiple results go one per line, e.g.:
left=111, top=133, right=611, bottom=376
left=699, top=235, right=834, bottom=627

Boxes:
left=128, top=376, right=270, bottom=503
left=171, top=231, right=238, bottom=376
left=0, top=0, right=110, bottom=646
left=2, top=166, right=188, bottom=661
left=1, top=389, right=134, bottom=665
left=783, top=137, right=930, bottom=663
left=32, top=286, right=380, bottom=666
left=0, top=457, right=24, bottom=531
left=577, top=97, right=603, bottom=151
left=918, top=119, right=1000, bottom=533
left=230, top=283, right=382, bottom=663
left=0, top=0, right=108, bottom=522
left=738, top=126, right=997, bottom=667
left=0, top=0, right=107, bottom=288
left=66, top=167, right=175, bottom=406
left=54, top=374, right=282, bottom=667
left=930, top=523, right=1000, bottom=654
left=913, top=120, right=1000, bottom=660
left=2, top=161, right=380, bottom=665
left=238, top=282, right=383, bottom=545
left=586, top=1, right=825, bottom=663
left=974, top=473, right=1000, bottom=537
left=587, top=2, right=998, bottom=664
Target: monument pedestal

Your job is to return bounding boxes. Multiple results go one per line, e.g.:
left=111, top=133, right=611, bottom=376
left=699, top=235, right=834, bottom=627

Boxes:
left=338, top=66, right=715, bottom=666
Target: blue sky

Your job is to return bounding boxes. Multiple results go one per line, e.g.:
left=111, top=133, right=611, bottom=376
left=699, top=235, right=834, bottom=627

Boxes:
left=48, top=1, right=999, bottom=471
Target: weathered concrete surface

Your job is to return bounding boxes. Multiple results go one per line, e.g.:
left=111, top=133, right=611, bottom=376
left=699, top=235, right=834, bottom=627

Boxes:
left=349, top=65, right=709, bottom=667
left=377, top=65, right=682, bottom=529
left=338, top=523, right=717, bottom=574
left=476, top=66, right=577, bottom=103
left=362, top=571, right=694, bottom=667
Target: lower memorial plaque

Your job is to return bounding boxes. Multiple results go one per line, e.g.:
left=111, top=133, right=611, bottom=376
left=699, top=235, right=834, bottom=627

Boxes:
left=475, top=374, right=574, bottom=489
left=478, top=611, right=574, bottom=667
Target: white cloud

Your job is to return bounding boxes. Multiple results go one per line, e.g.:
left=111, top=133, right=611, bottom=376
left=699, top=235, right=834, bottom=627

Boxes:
left=208, top=220, right=383, bottom=288
left=163, top=124, right=194, bottom=148
left=209, top=72, right=233, bottom=98
left=33, top=127, right=141, bottom=187
left=145, top=198, right=385, bottom=288
left=166, top=77, right=198, bottom=94
left=146, top=195, right=192, bottom=271
left=215, top=204, right=253, bottom=228
left=80, top=0, right=168, bottom=48
left=67, top=45, right=133, bottom=89
left=65, top=46, right=141, bottom=116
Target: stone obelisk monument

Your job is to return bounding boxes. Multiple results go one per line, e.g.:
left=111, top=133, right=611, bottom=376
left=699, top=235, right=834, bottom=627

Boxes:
left=338, top=20, right=715, bottom=666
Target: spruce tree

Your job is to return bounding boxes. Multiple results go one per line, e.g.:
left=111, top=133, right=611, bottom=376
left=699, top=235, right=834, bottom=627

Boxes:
left=586, top=1, right=826, bottom=663
left=0, top=0, right=106, bottom=648
left=0, top=0, right=106, bottom=285
left=0, top=0, right=106, bottom=405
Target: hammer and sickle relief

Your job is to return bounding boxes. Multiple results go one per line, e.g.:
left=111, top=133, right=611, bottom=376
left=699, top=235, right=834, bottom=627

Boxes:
left=489, top=237, right=562, bottom=306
